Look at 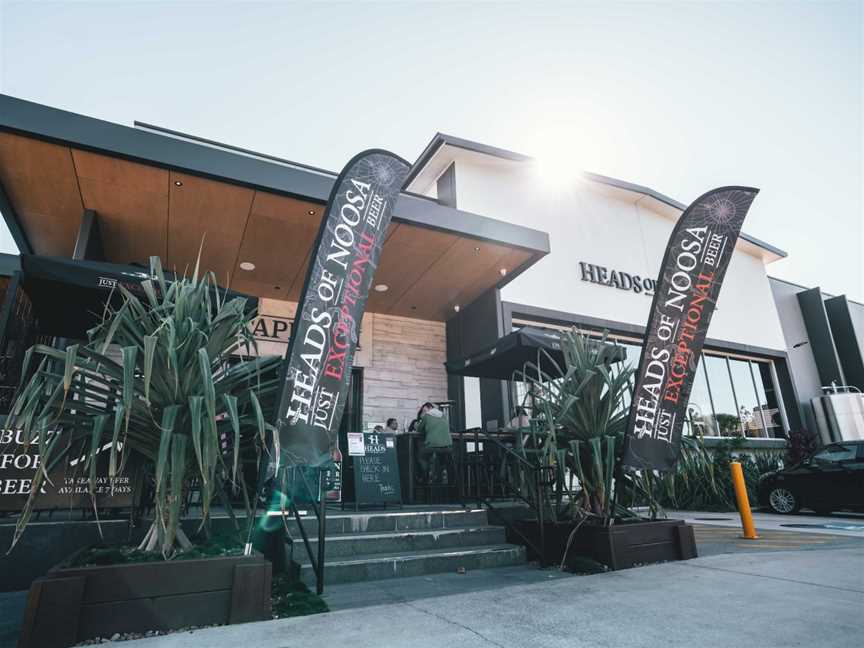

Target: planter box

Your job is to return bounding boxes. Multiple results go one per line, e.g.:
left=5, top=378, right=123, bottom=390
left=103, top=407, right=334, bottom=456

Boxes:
left=17, top=550, right=272, bottom=648
left=508, top=518, right=697, bottom=571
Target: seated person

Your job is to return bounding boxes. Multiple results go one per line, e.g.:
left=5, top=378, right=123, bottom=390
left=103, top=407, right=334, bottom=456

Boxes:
left=416, top=402, right=453, bottom=482
left=386, top=418, right=399, bottom=434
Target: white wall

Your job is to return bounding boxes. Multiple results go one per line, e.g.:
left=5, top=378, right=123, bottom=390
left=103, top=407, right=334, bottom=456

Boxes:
left=447, top=157, right=787, bottom=351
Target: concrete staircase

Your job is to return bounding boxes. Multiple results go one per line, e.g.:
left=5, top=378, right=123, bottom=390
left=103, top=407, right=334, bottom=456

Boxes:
left=287, top=508, right=526, bottom=585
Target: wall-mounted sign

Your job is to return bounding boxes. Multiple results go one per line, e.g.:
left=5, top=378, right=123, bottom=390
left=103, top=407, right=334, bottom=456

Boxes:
left=250, top=314, right=368, bottom=358
left=347, top=432, right=365, bottom=456
left=0, top=428, right=137, bottom=511
left=579, top=262, right=656, bottom=296
left=251, top=315, right=292, bottom=342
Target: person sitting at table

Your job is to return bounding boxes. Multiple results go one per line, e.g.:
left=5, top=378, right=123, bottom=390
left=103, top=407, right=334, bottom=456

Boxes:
left=416, top=402, right=452, bottom=483
left=386, top=418, right=399, bottom=434
left=508, top=407, right=531, bottom=430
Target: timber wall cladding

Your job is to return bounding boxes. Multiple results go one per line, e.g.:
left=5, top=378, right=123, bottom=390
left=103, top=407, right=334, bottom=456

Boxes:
left=254, top=299, right=448, bottom=431
left=363, top=313, right=448, bottom=430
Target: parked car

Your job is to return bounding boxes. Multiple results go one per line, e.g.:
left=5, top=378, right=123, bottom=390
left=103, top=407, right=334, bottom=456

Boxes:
left=758, top=440, right=864, bottom=514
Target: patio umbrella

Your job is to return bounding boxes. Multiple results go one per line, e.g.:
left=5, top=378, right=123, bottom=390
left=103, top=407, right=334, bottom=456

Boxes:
left=19, top=255, right=256, bottom=339
left=444, top=326, right=625, bottom=381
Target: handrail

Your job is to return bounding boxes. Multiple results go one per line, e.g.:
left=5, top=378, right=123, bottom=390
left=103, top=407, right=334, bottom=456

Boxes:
left=292, top=466, right=327, bottom=595
left=463, top=434, right=556, bottom=565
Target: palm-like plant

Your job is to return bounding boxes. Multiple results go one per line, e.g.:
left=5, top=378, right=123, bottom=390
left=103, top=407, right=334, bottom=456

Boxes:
left=513, top=329, right=634, bottom=522
left=5, top=255, right=281, bottom=556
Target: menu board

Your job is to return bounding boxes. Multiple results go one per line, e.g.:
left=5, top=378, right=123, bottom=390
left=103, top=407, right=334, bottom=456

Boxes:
left=352, top=431, right=401, bottom=506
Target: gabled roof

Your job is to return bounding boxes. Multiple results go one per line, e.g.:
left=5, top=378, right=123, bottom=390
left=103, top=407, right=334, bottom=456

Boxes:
left=408, top=132, right=787, bottom=262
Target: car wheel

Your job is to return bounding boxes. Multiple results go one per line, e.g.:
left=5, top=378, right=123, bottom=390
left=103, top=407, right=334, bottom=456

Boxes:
left=768, top=487, right=799, bottom=514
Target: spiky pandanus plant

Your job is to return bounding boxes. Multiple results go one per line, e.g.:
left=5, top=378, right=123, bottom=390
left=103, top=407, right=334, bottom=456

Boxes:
left=5, top=256, right=281, bottom=556
left=513, top=329, right=634, bottom=523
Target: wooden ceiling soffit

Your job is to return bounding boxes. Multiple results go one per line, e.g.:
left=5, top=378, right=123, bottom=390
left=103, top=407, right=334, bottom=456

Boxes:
left=365, top=223, right=459, bottom=314
left=229, top=190, right=322, bottom=301
left=0, top=132, right=83, bottom=257
left=391, top=238, right=522, bottom=320
left=72, top=149, right=169, bottom=266
left=167, top=171, right=254, bottom=284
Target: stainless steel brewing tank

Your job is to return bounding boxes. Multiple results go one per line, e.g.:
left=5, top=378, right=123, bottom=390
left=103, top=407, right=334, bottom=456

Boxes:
left=811, top=391, right=864, bottom=444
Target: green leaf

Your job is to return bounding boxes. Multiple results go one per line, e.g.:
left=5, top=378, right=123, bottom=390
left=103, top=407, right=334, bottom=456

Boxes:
left=109, top=403, right=125, bottom=482
left=87, top=415, right=109, bottom=496
left=222, top=394, right=240, bottom=486
left=143, top=335, right=157, bottom=404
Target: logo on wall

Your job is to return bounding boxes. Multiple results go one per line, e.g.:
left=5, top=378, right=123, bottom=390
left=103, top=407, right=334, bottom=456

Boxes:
left=622, top=187, right=759, bottom=472
left=579, top=262, right=656, bottom=296
left=276, top=150, right=410, bottom=466
left=251, top=315, right=292, bottom=342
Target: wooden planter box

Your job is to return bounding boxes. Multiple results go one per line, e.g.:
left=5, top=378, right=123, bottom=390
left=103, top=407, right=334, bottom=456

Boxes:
left=17, top=550, right=272, bottom=648
left=509, top=518, right=697, bottom=571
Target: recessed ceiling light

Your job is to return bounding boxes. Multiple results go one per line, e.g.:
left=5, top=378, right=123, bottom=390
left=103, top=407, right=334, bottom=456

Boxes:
left=308, top=210, right=316, bottom=216
left=174, top=180, right=183, bottom=187
left=374, top=284, right=389, bottom=292
left=239, top=262, right=256, bottom=271
left=454, top=305, right=460, bottom=313
left=274, top=285, right=281, bottom=290
left=499, top=268, right=507, bottom=277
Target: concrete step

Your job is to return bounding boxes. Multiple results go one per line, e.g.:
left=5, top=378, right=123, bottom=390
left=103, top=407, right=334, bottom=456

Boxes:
left=300, top=544, right=527, bottom=585
left=293, top=526, right=507, bottom=561
left=285, top=508, right=489, bottom=537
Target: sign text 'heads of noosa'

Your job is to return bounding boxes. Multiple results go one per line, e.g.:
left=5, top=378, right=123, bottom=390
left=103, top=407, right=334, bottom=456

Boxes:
left=622, top=187, right=758, bottom=472
left=276, top=151, right=411, bottom=467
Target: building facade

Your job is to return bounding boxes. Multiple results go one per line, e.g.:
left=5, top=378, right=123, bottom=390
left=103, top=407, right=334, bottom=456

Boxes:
left=0, top=96, right=861, bottom=447
left=406, top=134, right=863, bottom=444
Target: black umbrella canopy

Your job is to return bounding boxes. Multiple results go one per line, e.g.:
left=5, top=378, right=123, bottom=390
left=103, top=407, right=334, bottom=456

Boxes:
left=20, top=255, right=256, bottom=340
left=445, top=326, right=626, bottom=381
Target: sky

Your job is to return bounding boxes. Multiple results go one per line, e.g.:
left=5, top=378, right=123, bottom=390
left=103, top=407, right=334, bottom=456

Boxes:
left=0, top=0, right=861, bottom=299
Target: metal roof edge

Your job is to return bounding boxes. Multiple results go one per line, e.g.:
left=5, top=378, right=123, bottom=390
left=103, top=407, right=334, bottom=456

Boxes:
left=581, top=171, right=788, bottom=260
left=0, top=95, right=549, bottom=257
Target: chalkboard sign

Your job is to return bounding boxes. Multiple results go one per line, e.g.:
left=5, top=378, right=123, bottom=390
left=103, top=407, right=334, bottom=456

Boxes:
left=351, top=431, right=401, bottom=507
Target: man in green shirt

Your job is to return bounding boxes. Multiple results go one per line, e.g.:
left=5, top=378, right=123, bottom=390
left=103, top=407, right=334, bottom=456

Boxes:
left=416, top=402, right=452, bottom=483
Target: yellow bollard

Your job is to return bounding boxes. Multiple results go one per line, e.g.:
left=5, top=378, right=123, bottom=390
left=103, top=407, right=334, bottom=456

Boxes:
left=730, top=461, right=758, bottom=539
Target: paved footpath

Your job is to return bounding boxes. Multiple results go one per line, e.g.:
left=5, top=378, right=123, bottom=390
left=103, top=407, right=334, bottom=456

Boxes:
left=672, top=510, right=864, bottom=538
left=120, top=545, right=863, bottom=648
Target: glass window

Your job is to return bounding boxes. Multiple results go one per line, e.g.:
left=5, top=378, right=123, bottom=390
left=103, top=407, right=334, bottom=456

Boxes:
left=754, top=362, right=784, bottom=438
left=703, top=355, right=741, bottom=436
left=728, top=358, right=763, bottom=438
left=685, top=358, right=715, bottom=438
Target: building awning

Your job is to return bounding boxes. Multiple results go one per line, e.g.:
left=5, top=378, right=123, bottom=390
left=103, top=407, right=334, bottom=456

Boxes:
left=19, top=255, right=254, bottom=339
left=0, top=95, right=551, bottom=322
left=445, top=326, right=625, bottom=381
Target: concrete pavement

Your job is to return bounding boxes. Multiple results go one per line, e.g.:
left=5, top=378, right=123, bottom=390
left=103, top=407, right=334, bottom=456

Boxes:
left=118, top=545, right=864, bottom=648
left=673, top=510, right=864, bottom=538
